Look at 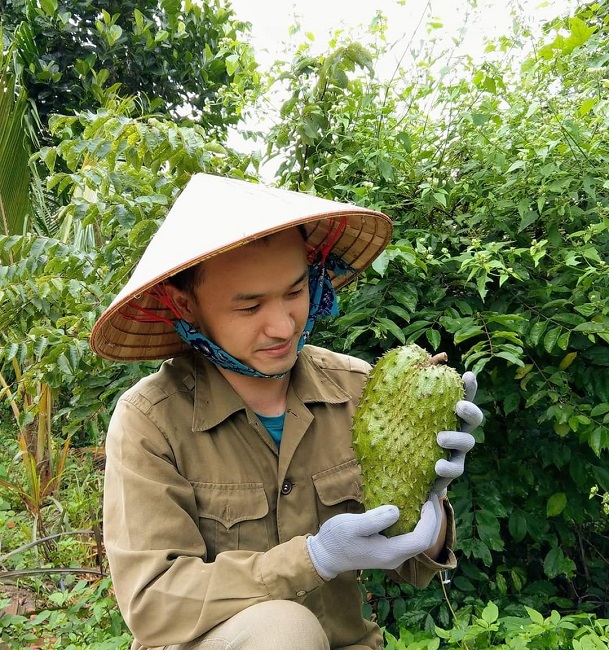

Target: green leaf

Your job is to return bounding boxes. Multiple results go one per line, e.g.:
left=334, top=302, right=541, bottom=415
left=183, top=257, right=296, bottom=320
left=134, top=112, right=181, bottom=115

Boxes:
left=376, top=317, right=406, bottom=344
left=503, top=392, right=520, bottom=415
left=529, top=321, right=547, bottom=346
left=3, top=342, right=19, bottom=362
left=371, top=251, right=390, bottom=276
left=453, top=576, right=476, bottom=592
left=378, top=157, right=394, bottom=181
left=519, top=210, right=539, bottom=232
left=590, top=403, right=609, bottom=418
left=401, top=321, right=430, bottom=337
left=557, top=331, right=570, bottom=351
left=392, top=596, right=406, bottom=622
left=39, top=0, right=58, bottom=16
left=433, top=191, right=447, bottom=208
left=481, top=601, right=499, bottom=624
left=568, top=16, right=596, bottom=47
left=33, top=336, right=49, bottom=361
left=546, top=492, right=567, bottom=517
left=574, top=322, right=609, bottom=335
left=425, top=328, right=441, bottom=350
left=154, top=29, right=169, bottom=44
left=543, top=327, right=561, bottom=353
left=507, top=160, right=525, bottom=173
left=396, top=131, right=412, bottom=153
left=337, top=310, right=375, bottom=327
left=385, top=304, right=411, bottom=322
left=108, top=24, right=123, bottom=46
left=472, top=112, right=490, bottom=126
left=376, top=598, right=390, bottom=625
left=525, top=606, right=545, bottom=625
left=543, top=546, right=576, bottom=579
left=57, top=352, right=75, bottom=377
left=494, top=350, right=525, bottom=367
left=0, top=69, right=31, bottom=235
left=559, top=351, right=577, bottom=370
left=454, top=324, right=484, bottom=344
left=508, top=511, right=527, bottom=542
left=333, top=68, right=349, bottom=89
left=579, top=97, right=597, bottom=116
left=128, top=219, right=159, bottom=247
left=476, top=509, right=502, bottom=547
left=225, top=54, right=240, bottom=76
left=389, top=289, right=417, bottom=313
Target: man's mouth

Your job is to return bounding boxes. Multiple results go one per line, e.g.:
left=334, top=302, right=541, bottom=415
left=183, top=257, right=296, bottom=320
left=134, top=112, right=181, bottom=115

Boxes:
left=259, top=339, right=294, bottom=356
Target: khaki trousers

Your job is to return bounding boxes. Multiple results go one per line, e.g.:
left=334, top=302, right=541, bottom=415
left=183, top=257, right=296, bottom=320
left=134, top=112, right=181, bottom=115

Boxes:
left=163, top=600, right=331, bottom=650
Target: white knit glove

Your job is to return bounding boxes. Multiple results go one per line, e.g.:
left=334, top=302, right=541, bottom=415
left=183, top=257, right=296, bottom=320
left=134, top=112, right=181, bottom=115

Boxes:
left=433, top=371, right=482, bottom=495
left=307, top=493, right=443, bottom=580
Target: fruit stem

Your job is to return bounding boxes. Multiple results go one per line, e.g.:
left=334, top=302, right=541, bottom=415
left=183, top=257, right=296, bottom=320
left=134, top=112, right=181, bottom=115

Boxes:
left=429, top=352, right=448, bottom=365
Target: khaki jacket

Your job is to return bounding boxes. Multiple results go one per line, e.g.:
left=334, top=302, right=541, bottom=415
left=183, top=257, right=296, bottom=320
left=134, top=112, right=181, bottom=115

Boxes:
left=103, top=346, right=457, bottom=650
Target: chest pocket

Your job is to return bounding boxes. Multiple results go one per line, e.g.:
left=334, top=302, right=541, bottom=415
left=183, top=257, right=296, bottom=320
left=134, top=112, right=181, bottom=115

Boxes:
left=312, top=458, right=364, bottom=527
left=192, top=482, right=270, bottom=561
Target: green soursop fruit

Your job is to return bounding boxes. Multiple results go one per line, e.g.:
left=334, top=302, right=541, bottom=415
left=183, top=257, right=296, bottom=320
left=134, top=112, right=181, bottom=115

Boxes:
left=352, top=344, right=465, bottom=537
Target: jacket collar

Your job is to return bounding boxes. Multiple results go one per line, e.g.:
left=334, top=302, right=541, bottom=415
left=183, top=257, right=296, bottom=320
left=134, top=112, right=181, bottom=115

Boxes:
left=192, top=346, right=351, bottom=432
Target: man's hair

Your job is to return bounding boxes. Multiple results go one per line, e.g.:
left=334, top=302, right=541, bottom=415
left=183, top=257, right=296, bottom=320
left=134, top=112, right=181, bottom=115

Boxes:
left=166, top=225, right=308, bottom=295
left=165, top=261, right=205, bottom=294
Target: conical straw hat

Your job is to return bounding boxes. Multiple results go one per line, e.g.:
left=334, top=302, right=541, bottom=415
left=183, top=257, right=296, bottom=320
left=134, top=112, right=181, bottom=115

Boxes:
left=90, top=173, right=393, bottom=361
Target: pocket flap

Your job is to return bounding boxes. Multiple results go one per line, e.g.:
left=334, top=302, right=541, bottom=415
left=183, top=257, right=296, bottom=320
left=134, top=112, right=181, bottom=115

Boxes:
left=193, top=482, right=269, bottom=529
left=312, top=459, right=362, bottom=506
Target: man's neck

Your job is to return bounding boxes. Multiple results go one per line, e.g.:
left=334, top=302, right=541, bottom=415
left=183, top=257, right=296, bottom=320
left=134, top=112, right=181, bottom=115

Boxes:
left=217, top=367, right=291, bottom=417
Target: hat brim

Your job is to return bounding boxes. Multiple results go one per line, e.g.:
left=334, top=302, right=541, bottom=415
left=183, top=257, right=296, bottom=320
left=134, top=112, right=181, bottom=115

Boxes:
left=90, top=174, right=393, bottom=362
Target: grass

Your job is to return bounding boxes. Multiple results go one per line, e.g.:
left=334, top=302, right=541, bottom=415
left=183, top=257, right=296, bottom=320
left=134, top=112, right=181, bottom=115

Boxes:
left=0, top=412, right=130, bottom=649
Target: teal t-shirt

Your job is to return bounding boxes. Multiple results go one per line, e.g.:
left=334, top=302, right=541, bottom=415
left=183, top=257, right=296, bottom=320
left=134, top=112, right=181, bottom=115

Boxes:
left=257, top=412, right=286, bottom=447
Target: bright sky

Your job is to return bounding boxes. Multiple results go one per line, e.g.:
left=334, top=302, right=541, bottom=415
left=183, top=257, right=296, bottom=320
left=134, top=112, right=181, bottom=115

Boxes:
left=230, top=0, right=576, bottom=70
left=227, top=0, right=577, bottom=174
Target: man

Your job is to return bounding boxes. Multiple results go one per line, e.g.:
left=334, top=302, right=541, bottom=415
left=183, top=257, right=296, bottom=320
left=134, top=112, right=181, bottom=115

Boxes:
left=91, top=174, right=481, bottom=650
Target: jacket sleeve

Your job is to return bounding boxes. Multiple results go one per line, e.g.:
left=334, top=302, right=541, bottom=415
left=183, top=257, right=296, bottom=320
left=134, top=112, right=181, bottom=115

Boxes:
left=103, top=398, right=324, bottom=648
left=385, top=498, right=457, bottom=588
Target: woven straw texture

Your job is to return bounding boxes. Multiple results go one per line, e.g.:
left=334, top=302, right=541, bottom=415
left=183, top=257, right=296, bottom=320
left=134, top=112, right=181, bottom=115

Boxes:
left=90, top=174, right=393, bottom=361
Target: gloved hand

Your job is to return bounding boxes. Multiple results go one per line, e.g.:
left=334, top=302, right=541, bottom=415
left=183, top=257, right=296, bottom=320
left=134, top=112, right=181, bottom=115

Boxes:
left=433, top=371, right=483, bottom=495
left=307, top=493, right=443, bottom=580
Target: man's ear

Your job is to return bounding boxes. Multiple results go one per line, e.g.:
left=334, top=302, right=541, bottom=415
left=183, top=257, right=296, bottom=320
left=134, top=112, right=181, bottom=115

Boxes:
left=164, top=283, right=197, bottom=323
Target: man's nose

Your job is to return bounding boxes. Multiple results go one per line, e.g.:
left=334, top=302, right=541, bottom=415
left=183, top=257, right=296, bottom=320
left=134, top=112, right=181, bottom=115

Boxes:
left=264, top=301, right=296, bottom=339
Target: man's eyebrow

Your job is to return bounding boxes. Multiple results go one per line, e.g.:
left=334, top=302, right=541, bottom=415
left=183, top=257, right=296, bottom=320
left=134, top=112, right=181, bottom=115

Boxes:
left=232, top=269, right=309, bottom=303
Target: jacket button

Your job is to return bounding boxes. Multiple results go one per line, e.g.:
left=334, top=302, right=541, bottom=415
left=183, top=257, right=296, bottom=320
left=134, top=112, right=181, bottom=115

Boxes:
left=281, top=479, right=293, bottom=495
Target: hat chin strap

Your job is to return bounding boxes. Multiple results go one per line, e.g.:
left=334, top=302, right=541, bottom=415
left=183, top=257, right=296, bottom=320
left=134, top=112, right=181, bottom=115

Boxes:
left=174, top=255, right=349, bottom=378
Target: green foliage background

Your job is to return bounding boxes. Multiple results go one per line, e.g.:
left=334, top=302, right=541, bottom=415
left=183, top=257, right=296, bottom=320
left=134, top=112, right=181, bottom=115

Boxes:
left=1, top=0, right=258, bottom=133
left=1, top=0, right=608, bottom=646
left=267, top=4, right=609, bottom=629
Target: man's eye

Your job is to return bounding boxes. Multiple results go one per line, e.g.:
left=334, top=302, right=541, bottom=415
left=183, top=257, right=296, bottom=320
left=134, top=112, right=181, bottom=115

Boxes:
left=238, top=305, right=259, bottom=313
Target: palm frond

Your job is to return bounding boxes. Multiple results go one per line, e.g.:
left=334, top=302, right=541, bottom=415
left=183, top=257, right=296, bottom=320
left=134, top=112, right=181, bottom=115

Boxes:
left=0, top=40, right=31, bottom=235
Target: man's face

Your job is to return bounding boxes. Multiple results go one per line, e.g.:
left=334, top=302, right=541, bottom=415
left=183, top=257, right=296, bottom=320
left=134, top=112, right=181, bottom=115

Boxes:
left=171, top=228, right=310, bottom=377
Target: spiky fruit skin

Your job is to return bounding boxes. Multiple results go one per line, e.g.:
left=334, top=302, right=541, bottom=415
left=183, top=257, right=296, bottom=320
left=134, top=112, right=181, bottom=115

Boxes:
left=352, top=344, right=464, bottom=537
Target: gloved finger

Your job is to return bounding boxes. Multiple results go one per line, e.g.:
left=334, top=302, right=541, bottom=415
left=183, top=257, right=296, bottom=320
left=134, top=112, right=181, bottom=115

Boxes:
left=455, top=400, right=483, bottom=433
left=433, top=484, right=448, bottom=498
left=412, top=493, right=442, bottom=549
left=432, top=475, right=451, bottom=495
left=462, top=371, right=478, bottom=402
left=435, top=452, right=466, bottom=480
left=391, top=495, right=441, bottom=561
left=434, top=447, right=469, bottom=494
left=437, top=430, right=476, bottom=453
left=353, top=505, right=400, bottom=536
left=429, top=492, right=443, bottom=547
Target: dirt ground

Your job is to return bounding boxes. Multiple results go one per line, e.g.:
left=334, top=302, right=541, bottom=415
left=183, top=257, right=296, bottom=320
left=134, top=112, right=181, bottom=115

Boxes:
left=0, top=581, right=38, bottom=616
